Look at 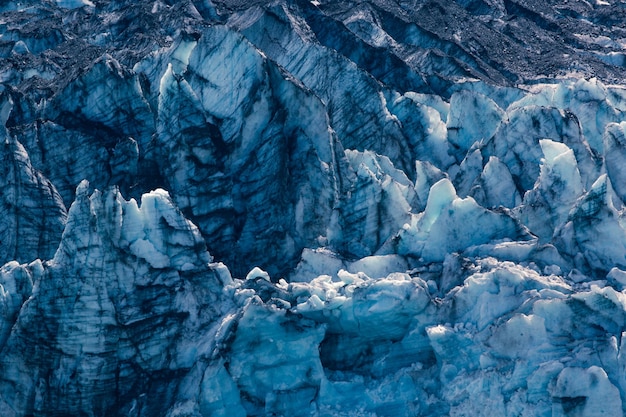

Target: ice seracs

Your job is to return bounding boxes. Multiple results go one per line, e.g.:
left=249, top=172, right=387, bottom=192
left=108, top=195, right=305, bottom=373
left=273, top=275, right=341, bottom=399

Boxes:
left=473, top=156, right=521, bottom=209
left=144, top=24, right=339, bottom=277
left=603, top=121, right=626, bottom=203
left=0, top=184, right=226, bottom=417
left=397, top=178, right=529, bottom=262
left=552, top=366, right=622, bottom=417
left=516, top=139, right=584, bottom=242
left=2, top=1, right=626, bottom=416
left=556, top=174, right=626, bottom=273
left=332, top=149, right=416, bottom=258
left=446, top=89, right=504, bottom=162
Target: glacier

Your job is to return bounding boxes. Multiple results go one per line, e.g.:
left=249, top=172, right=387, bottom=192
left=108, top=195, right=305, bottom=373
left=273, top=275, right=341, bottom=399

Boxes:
left=1, top=0, right=626, bottom=416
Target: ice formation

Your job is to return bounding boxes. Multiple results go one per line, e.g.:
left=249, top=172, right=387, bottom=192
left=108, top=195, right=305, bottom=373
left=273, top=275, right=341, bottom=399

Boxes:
left=1, top=0, right=626, bottom=416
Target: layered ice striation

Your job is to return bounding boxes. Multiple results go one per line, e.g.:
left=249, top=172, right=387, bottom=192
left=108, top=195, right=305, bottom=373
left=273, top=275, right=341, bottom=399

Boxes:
left=0, top=182, right=229, bottom=416
left=2, top=0, right=626, bottom=416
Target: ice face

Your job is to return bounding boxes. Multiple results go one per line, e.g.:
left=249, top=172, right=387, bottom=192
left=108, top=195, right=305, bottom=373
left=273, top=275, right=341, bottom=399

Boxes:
left=0, top=137, right=67, bottom=266
left=332, top=150, right=417, bottom=258
left=3, top=1, right=626, bottom=416
left=447, top=90, right=505, bottom=162
left=134, top=24, right=344, bottom=277
left=516, top=140, right=584, bottom=242
left=0, top=184, right=226, bottom=416
left=473, top=156, right=521, bottom=209
left=556, top=174, right=626, bottom=273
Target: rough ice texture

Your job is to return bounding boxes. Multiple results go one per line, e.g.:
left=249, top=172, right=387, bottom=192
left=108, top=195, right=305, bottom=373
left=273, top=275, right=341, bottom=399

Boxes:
left=2, top=0, right=626, bottom=416
left=0, top=183, right=225, bottom=417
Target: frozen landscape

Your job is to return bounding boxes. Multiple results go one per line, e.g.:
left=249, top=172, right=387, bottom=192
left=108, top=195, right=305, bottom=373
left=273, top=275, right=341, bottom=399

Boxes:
left=2, top=0, right=626, bottom=416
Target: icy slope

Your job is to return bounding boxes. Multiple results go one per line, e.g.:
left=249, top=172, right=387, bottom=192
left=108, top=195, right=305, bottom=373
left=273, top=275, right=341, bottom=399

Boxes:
left=2, top=0, right=626, bottom=416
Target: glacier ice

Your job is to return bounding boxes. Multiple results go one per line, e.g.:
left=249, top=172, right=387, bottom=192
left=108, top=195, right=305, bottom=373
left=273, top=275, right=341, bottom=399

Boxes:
left=0, top=183, right=225, bottom=417
left=516, top=140, right=584, bottom=242
left=447, top=89, right=504, bottom=162
left=1, top=1, right=626, bottom=416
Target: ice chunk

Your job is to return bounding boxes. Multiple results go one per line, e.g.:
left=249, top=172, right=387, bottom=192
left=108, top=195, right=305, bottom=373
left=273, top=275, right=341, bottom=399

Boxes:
left=402, top=91, right=450, bottom=119
left=333, top=150, right=417, bottom=257
left=228, top=302, right=325, bottom=415
left=414, top=161, right=447, bottom=211
left=290, top=248, right=346, bottom=283
left=0, top=134, right=67, bottom=265
left=490, top=105, right=596, bottom=192
left=389, top=93, right=454, bottom=169
left=516, top=140, right=583, bottom=241
left=0, top=261, right=34, bottom=348
left=453, top=261, right=570, bottom=330
left=607, top=267, right=626, bottom=290
left=211, top=262, right=234, bottom=286
left=447, top=90, right=504, bottom=161
left=245, top=267, right=271, bottom=282
left=556, top=175, right=626, bottom=272
left=568, top=78, right=619, bottom=154
left=420, top=178, right=457, bottom=234
left=552, top=366, right=622, bottom=416
left=129, top=239, right=170, bottom=269
left=198, top=362, right=246, bottom=417
left=347, top=255, right=408, bottom=279
left=55, top=0, right=94, bottom=8
left=509, top=79, right=620, bottom=156
left=422, top=197, right=527, bottom=262
left=488, top=314, right=549, bottom=360
left=472, top=156, right=521, bottom=209
left=603, top=122, right=626, bottom=203
left=426, top=325, right=482, bottom=373
left=399, top=178, right=529, bottom=262
left=453, top=147, right=483, bottom=197
left=571, top=285, right=626, bottom=334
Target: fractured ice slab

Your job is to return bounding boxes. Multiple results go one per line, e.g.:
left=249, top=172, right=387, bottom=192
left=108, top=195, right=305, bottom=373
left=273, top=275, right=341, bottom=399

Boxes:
left=472, top=156, right=521, bottom=209
left=488, top=104, right=597, bottom=192
left=333, top=150, right=417, bottom=257
left=552, top=366, right=622, bottom=417
left=556, top=174, right=626, bottom=273
left=144, top=24, right=340, bottom=277
left=516, top=140, right=584, bottom=242
left=447, top=90, right=504, bottom=162
left=603, top=121, right=626, bottom=203
left=397, top=178, right=529, bottom=262
left=511, top=78, right=623, bottom=155
left=228, top=301, right=325, bottom=415
left=388, top=92, right=454, bottom=170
